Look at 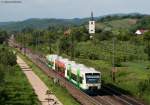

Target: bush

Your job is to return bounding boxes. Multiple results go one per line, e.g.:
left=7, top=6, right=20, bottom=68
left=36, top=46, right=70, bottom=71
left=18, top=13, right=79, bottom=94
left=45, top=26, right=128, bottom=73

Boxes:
left=0, top=46, right=16, bottom=66
left=144, top=43, right=150, bottom=60
left=0, top=30, right=8, bottom=44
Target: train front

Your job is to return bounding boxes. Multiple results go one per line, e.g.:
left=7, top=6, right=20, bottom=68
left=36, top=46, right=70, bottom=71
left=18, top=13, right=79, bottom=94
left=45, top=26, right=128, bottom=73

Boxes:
left=86, top=73, right=101, bottom=90
left=83, top=69, right=101, bottom=92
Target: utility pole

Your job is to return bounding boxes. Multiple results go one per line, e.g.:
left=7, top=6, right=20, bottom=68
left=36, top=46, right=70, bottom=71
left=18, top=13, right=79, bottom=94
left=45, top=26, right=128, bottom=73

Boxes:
left=23, top=34, right=26, bottom=55
left=21, top=34, right=23, bottom=52
left=35, top=32, right=38, bottom=51
left=54, top=36, right=61, bottom=84
left=71, top=32, right=74, bottom=60
left=49, top=36, right=51, bottom=54
left=65, top=28, right=74, bottom=60
left=112, top=37, right=117, bottom=82
left=57, top=36, right=61, bottom=56
left=34, top=31, right=38, bottom=52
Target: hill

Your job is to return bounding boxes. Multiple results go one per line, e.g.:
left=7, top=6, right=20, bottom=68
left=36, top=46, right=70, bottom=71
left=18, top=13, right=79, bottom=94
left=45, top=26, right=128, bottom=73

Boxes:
left=0, top=18, right=90, bottom=31
left=95, top=18, right=138, bottom=30
left=0, top=13, right=149, bottom=32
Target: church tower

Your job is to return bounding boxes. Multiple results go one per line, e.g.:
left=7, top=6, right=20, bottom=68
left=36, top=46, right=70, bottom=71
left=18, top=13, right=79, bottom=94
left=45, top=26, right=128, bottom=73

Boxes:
left=89, top=12, right=95, bottom=34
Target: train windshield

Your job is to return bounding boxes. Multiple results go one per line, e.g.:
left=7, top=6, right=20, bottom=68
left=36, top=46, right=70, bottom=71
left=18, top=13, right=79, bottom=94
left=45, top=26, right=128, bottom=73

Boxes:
left=86, top=73, right=100, bottom=84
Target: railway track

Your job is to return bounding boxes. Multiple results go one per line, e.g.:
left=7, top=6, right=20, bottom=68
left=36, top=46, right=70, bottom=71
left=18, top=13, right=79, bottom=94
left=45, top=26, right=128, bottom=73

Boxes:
left=90, top=85, right=145, bottom=105
left=102, top=86, right=145, bottom=105
left=8, top=39, right=146, bottom=105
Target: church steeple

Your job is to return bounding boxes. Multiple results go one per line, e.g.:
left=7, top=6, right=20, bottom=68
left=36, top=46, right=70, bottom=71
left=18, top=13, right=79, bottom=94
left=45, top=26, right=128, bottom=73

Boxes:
left=89, top=12, right=95, bottom=34
left=91, top=11, right=94, bottom=21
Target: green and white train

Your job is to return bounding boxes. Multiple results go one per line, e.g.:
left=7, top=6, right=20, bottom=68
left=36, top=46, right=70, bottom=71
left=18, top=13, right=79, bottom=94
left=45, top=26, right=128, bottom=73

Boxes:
left=46, top=54, right=101, bottom=90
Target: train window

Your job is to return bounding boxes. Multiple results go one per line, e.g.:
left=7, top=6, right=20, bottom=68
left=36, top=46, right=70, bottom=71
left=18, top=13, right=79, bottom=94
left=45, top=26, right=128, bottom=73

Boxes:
left=48, top=61, right=53, bottom=67
left=79, top=77, right=83, bottom=84
left=67, top=70, right=70, bottom=76
left=67, top=66, right=71, bottom=77
left=72, top=73, right=83, bottom=83
left=85, top=73, right=100, bottom=84
left=71, top=73, right=77, bottom=81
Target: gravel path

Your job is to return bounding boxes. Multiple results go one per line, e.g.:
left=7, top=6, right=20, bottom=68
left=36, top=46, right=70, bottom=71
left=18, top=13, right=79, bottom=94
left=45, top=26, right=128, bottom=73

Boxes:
left=17, top=56, right=63, bottom=105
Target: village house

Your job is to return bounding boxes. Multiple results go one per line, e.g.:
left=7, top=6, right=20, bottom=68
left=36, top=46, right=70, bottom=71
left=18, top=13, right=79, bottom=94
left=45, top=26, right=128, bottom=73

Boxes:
left=135, top=29, right=149, bottom=35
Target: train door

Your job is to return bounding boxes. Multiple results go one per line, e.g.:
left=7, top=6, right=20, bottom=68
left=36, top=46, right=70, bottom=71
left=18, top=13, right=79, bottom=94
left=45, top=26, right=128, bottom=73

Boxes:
left=55, top=60, right=66, bottom=77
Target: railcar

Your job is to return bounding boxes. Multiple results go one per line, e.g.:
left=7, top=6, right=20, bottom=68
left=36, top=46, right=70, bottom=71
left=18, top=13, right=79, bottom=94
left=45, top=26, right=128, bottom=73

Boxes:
left=46, top=54, right=101, bottom=91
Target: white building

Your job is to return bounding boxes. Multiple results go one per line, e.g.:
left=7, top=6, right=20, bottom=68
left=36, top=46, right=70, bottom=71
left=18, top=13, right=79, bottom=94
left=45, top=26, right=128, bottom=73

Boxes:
left=135, top=29, right=148, bottom=35
left=89, top=12, right=95, bottom=34
left=135, top=30, right=143, bottom=35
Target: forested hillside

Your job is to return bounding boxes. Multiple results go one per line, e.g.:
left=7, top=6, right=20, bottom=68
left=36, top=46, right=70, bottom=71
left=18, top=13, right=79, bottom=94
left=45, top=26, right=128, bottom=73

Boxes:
left=0, top=18, right=89, bottom=31
left=0, top=13, right=149, bottom=32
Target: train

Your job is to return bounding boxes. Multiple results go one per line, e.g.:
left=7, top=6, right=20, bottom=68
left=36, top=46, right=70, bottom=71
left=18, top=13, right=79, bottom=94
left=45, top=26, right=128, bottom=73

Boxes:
left=46, top=54, right=101, bottom=91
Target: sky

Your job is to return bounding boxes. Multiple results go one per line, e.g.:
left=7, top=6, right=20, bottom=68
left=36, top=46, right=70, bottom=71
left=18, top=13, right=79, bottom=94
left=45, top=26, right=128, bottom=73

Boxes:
left=0, top=0, right=150, bottom=22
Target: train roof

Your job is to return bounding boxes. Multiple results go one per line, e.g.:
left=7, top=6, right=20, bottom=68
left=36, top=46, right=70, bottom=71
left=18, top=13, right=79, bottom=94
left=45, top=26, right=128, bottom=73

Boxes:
left=79, top=65, right=100, bottom=74
left=57, top=58, right=70, bottom=65
left=71, top=63, right=100, bottom=74
left=46, top=54, right=101, bottom=74
left=46, top=54, right=58, bottom=60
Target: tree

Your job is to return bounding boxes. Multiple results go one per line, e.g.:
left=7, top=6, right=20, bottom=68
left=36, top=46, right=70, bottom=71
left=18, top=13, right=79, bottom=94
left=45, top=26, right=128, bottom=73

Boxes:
left=136, top=16, right=150, bottom=30
left=138, top=75, right=150, bottom=97
left=0, top=64, right=5, bottom=84
left=144, top=44, right=150, bottom=60
left=72, top=27, right=89, bottom=42
left=116, top=30, right=131, bottom=41
left=59, top=35, right=71, bottom=55
left=144, top=31, right=150, bottom=60
left=0, top=46, right=17, bottom=66
left=22, top=27, right=34, bottom=33
left=0, top=30, right=8, bottom=44
left=144, top=31, right=150, bottom=41
left=96, top=30, right=113, bottom=41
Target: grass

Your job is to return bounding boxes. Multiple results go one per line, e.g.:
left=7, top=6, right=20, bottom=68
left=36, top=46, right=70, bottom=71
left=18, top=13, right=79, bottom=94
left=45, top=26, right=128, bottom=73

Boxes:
left=115, top=61, right=150, bottom=104
left=95, top=18, right=137, bottom=30
left=3, top=65, right=40, bottom=105
left=17, top=51, right=80, bottom=105
left=105, top=18, right=137, bottom=29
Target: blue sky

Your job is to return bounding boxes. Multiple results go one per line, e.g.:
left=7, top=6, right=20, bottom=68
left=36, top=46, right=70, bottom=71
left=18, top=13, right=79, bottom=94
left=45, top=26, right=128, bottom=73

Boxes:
left=0, top=0, right=150, bottom=22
